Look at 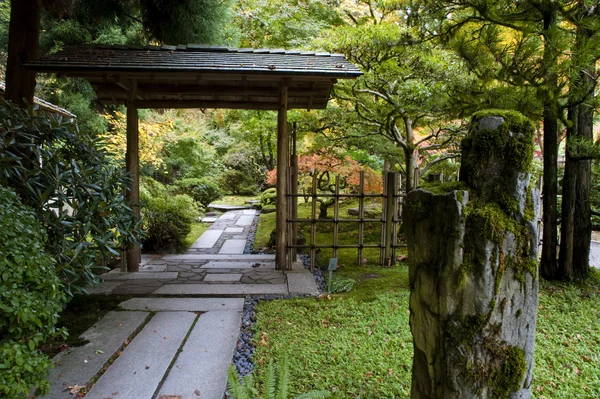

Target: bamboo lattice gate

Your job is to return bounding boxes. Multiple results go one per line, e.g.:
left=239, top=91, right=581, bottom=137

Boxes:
left=286, top=170, right=406, bottom=270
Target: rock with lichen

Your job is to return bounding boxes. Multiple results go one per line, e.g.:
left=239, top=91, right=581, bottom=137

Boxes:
left=404, top=110, right=539, bottom=399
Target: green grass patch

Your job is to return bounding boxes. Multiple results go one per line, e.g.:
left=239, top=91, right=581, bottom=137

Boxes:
left=252, top=267, right=600, bottom=398
left=253, top=198, right=402, bottom=266
left=181, top=221, right=210, bottom=251
left=211, top=195, right=260, bottom=206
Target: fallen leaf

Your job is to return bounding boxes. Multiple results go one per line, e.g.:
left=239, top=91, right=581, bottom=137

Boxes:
left=95, top=349, right=104, bottom=355
left=194, top=389, right=201, bottom=396
left=574, top=367, right=581, bottom=375
left=66, top=385, right=85, bottom=394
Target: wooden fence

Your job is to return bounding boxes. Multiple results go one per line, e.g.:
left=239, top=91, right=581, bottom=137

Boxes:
left=286, top=170, right=406, bottom=270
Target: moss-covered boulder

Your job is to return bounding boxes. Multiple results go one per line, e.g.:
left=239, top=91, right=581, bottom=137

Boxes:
left=405, top=110, right=539, bottom=399
left=261, top=188, right=277, bottom=207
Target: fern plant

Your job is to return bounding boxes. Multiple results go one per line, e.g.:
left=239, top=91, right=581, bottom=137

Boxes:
left=226, top=357, right=330, bottom=399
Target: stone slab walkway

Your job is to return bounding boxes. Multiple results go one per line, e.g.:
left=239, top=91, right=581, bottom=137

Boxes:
left=50, top=208, right=319, bottom=398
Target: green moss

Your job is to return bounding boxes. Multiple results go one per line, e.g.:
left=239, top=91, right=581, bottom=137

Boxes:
left=515, top=309, right=522, bottom=319
left=524, top=188, right=535, bottom=221
left=420, top=181, right=468, bottom=196
left=407, top=200, right=427, bottom=220
left=490, top=346, right=527, bottom=399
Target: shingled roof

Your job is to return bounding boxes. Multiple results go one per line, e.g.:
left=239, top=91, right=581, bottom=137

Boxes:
left=0, top=82, right=76, bottom=118
left=25, top=45, right=362, bottom=110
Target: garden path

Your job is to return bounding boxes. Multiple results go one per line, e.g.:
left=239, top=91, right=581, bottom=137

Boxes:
left=41, top=209, right=319, bottom=399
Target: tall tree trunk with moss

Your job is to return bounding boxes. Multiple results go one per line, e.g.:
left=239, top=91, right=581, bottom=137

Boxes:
left=404, top=118, right=417, bottom=192
left=5, top=0, right=41, bottom=107
left=405, top=111, right=539, bottom=398
left=539, top=5, right=560, bottom=280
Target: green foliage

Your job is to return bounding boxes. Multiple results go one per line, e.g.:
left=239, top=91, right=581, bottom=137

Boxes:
left=327, top=276, right=356, bottom=293
left=261, top=188, right=277, bottom=207
left=227, top=357, right=330, bottom=399
left=0, top=187, right=66, bottom=398
left=141, top=179, right=197, bottom=252
left=174, top=177, right=223, bottom=207
left=0, top=101, right=142, bottom=294
left=220, top=170, right=257, bottom=195
left=161, top=137, right=221, bottom=181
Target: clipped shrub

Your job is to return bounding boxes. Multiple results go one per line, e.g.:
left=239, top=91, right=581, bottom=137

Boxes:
left=0, top=187, right=66, bottom=398
left=141, top=180, right=198, bottom=252
left=261, top=187, right=277, bottom=206
left=220, top=169, right=257, bottom=195
left=175, top=177, right=223, bottom=207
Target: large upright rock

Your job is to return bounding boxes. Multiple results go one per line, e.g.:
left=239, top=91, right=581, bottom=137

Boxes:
left=404, top=110, right=539, bottom=399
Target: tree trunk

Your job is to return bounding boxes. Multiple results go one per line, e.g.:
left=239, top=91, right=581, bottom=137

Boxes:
left=404, top=118, right=417, bottom=192
left=540, top=6, right=560, bottom=280
left=558, top=105, right=577, bottom=279
left=5, top=0, right=41, bottom=107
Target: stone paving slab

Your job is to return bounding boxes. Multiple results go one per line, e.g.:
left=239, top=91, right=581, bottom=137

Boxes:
left=85, top=281, right=123, bottom=295
left=218, top=239, right=247, bottom=254
left=287, top=270, right=320, bottom=296
left=219, top=213, right=237, bottom=220
left=119, top=298, right=244, bottom=312
left=243, top=209, right=257, bottom=215
left=157, top=310, right=242, bottom=399
left=139, top=264, right=167, bottom=272
left=201, top=216, right=218, bottom=223
left=43, top=311, right=149, bottom=399
left=153, top=283, right=289, bottom=295
left=201, top=261, right=275, bottom=269
left=208, top=204, right=251, bottom=211
left=102, top=271, right=178, bottom=280
left=191, top=229, right=224, bottom=248
left=162, top=254, right=276, bottom=261
left=84, top=312, right=196, bottom=399
left=203, top=273, right=243, bottom=282
left=235, top=215, right=255, bottom=226
left=225, top=227, right=244, bottom=233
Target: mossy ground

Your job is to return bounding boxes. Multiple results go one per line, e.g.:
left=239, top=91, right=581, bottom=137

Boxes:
left=252, top=268, right=600, bottom=398
left=211, top=194, right=260, bottom=206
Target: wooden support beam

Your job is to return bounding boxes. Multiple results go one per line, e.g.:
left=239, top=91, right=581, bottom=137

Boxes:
left=125, top=100, right=141, bottom=272
left=275, top=82, right=289, bottom=270
left=290, top=122, right=299, bottom=266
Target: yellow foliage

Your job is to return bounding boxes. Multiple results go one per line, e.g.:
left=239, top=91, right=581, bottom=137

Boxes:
left=101, top=111, right=175, bottom=168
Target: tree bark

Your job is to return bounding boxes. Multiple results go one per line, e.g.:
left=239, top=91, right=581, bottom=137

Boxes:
left=404, top=118, right=417, bottom=192
left=558, top=105, right=577, bottom=279
left=540, top=6, right=560, bottom=280
left=5, top=0, right=41, bottom=107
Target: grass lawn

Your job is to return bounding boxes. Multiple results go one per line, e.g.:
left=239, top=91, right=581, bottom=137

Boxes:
left=212, top=194, right=260, bottom=206
left=251, top=267, right=600, bottom=398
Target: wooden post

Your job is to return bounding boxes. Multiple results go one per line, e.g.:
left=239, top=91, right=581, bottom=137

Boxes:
left=5, top=0, right=41, bottom=107
left=384, top=172, right=395, bottom=265
left=333, top=175, right=340, bottom=260
left=126, top=101, right=141, bottom=272
left=275, top=83, right=289, bottom=270
left=392, top=172, right=399, bottom=262
left=290, top=122, right=299, bottom=265
left=358, top=171, right=365, bottom=265
left=310, top=173, right=318, bottom=271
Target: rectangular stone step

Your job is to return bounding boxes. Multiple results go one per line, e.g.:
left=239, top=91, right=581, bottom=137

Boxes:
left=218, top=239, right=247, bottom=254
left=191, top=229, right=224, bottom=248
left=42, top=311, right=149, bottom=399
left=158, top=310, right=242, bottom=399
left=201, top=261, right=275, bottom=269
left=235, top=215, right=254, bottom=226
left=203, top=273, right=243, bottom=282
left=103, top=271, right=178, bottom=280
left=287, top=270, right=320, bottom=296
left=153, top=283, right=288, bottom=296
left=119, top=298, right=244, bottom=312
left=83, top=312, right=196, bottom=399
left=162, top=254, right=275, bottom=261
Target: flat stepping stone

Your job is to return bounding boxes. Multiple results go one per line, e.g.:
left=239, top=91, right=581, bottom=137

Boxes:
left=102, top=271, right=178, bottom=280
left=119, top=298, right=244, bottom=312
left=158, top=310, right=242, bottom=399
left=201, top=216, right=218, bottom=223
left=287, top=269, right=320, bottom=296
left=43, top=311, right=149, bottom=399
left=163, top=254, right=275, bottom=261
left=191, top=229, right=224, bottom=249
left=243, top=209, right=257, bottom=215
left=225, top=227, right=244, bottom=233
left=84, top=312, right=196, bottom=399
left=208, top=204, right=251, bottom=211
left=85, top=281, right=122, bottom=295
left=202, top=261, right=275, bottom=269
left=219, top=239, right=247, bottom=254
left=153, top=283, right=289, bottom=296
left=235, top=215, right=254, bottom=226
left=139, top=264, right=167, bottom=272
left=203, top=273, right=243, bottom=282
left=218, top=212, right=238, bottom=220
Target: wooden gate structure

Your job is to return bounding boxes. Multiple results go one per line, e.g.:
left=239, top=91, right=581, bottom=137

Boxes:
left=26, top=44, right=362, bottom=272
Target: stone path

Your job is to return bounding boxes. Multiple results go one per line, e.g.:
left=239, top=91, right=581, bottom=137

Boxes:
left=42, top=209, right=319, bottom=399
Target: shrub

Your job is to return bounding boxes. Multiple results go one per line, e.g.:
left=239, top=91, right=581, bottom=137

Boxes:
left=0, top=100, right=142, bottom=295
left=220, top=169, right=257, bottom=195
left=0, top=187, right=66, bottom=398
left=261, top=188, right=277, bottom=206
left=175, top=177, right=223, bottom=207
left=141, top=180, right=198, bottom=252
